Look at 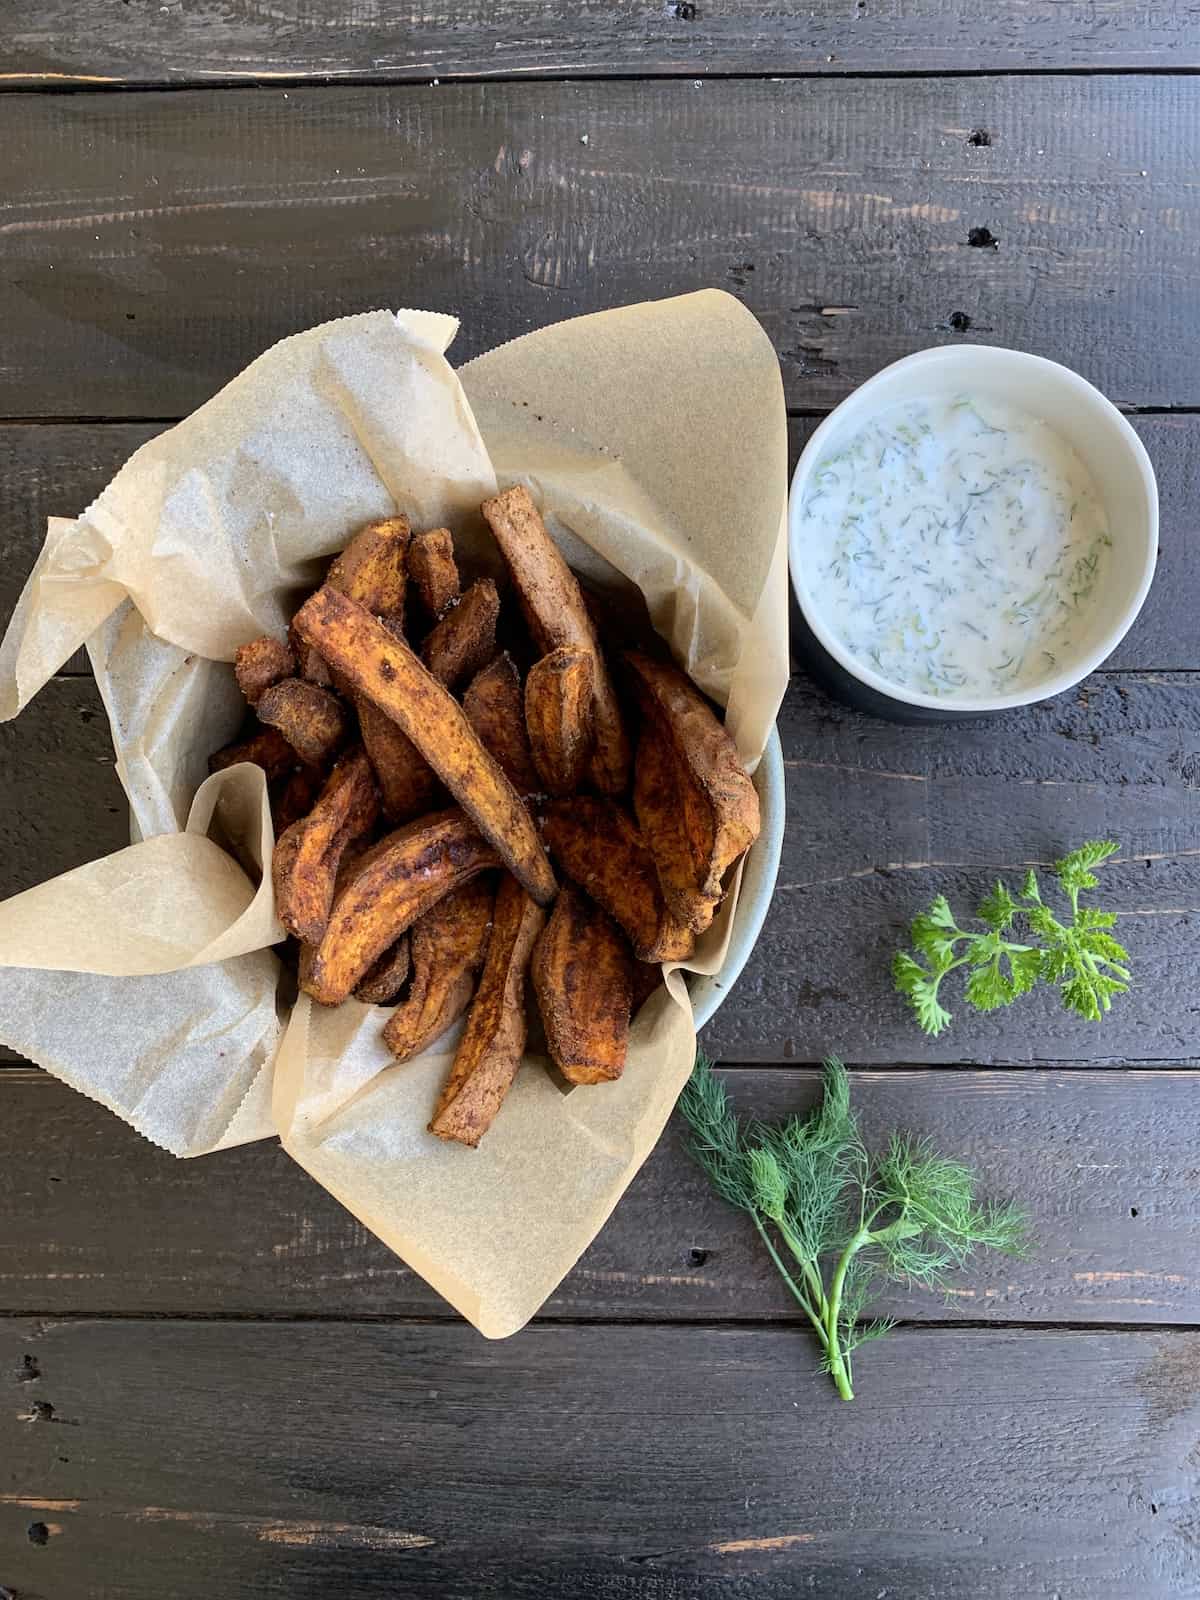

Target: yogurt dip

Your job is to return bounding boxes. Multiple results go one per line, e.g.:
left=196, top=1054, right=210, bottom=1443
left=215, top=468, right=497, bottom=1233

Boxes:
left=796, top=392, right=1112, bottom=700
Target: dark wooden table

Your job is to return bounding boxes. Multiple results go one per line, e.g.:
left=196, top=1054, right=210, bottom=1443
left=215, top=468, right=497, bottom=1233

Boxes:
left=3, top=8, right=1200, bottom=1597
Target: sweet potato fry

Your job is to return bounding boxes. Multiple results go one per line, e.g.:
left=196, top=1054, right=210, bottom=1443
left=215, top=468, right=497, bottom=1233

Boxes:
left=625, top=649, right=760, bottom=932
left=409, top=527, right=460, bottom=619
left=463, top=654, right=539, bottom=795
left=382, top=877, right=495, bottom=1062
left=481, top=485, right=630, bottom=795
left=256, top=678, right=349, bottom=767
left=301, top=809, right=501, bottom=1006
left=533, top=886, right=631, bottom=1084
left=357, top=696, right=438, bottom=823
left=210, top=726, right=296, bottom=781
left=420, top=579, right=499, bottom=691
left=525, top=645, right=595, bottom=796
left=271, top=763, right=325, bottom=836
left=356, top=580, right=495, bottom=820
left=429, top=873, right=545, bottom=1146
left=540, top=797, right=695, bottom=963
left=353, top=933, right=411, bottom=1005
left=272, top=747, right=380, bottom=944
left=326, top=515, right=410, bottom=626
left=235, top=636, right=296, bottom=707
left=293, top=586, right=556, bottom=904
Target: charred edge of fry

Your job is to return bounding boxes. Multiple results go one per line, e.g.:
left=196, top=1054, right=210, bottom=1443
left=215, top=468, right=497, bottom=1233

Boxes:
left=533, top=886, right=631, bottom=1085
left=481, top=484, right=630, bottom=795
left=429, top=876, right=545, bottom=1146
left=256, top=677, right=350, bottom=767
left=301, top=809, right=501, bottom=1006
left=326, top=516, right=411, bottom=624
left=381, top=877, right=495, bottom=1062
left=353, top=933, right=412, bottom=1005
left=409, top=527, right=461, bottom=619
left=420, top=579, right=500, bottom=691
left=463, top=654, right=539, bottom=796
left=210, top=726, right=297, bottom=781
left=235, top=636, right=296, bottom=707
left=525, top=645, right=595, bottom=796
left=292, top=585, right=556, bottom=904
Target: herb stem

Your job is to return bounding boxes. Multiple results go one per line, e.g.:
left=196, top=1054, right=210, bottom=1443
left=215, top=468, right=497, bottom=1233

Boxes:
left=751, top=1214, right=828, bottom=1344
left=824, top=1229, right=870, bottom=1402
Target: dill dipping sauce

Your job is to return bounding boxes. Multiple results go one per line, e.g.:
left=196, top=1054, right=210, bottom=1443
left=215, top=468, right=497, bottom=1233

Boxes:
left=797, top=393, right=1113, bottom=700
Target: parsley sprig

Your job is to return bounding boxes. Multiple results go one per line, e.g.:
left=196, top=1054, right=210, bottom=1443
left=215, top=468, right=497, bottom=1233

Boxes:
left=893, top=840, right=1131, bottom=1037
left=679, top=1055, right=1028, bottom=1401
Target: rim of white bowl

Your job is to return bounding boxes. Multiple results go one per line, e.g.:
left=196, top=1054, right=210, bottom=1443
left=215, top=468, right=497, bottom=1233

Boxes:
left=788, top=345, right=1159, bottom=715
left=690, top=723, right=785, bottom=1029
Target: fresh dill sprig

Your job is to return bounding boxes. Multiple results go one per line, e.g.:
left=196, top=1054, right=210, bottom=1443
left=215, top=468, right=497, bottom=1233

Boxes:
left=678, top=1055, right=1028, bottom=1401
left=893, top=839, right=1131, bottom=1037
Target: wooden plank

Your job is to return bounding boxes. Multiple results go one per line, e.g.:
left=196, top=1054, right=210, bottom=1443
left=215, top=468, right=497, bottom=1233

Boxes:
left=0, top=676, right=126, bottom=902
left=4, top=0, right=1197, bottom=83
left=6, top=671, right=1198, bottom=1065
left=2, top=1064, right=1198, bottom=1325
left=4, top=413, right=1197, bottom=677
left=1, top=78, right=1197, bottom=418
left=0, top=422, right=161, bottom=676
left=2, top=1318, right=1197, bottom=1599
left=706, top=670, right=1200, bottom=1064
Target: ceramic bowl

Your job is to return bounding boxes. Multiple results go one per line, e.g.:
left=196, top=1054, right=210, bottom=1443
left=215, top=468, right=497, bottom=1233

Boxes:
left=788, top=346, right=1158, bottom=723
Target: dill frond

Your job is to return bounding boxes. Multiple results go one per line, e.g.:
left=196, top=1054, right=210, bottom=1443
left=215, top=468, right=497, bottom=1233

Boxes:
left=676, top=1055, right=1030, bottom=1402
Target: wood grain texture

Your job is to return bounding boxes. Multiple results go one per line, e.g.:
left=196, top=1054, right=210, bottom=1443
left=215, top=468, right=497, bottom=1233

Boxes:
left=4, top=0, right=1199, bottom=83
left=1, top=78, right=1197, bottom=418
left=3, top=1317, right=1198, bottom=1599
left=705, top=670, right=1200, bottom=1064
left=0, top=677, right=126, bottom=901
left=4, top=672, right=1199, bottom=1064
left=2, top=1064, right=1199, bottom=1324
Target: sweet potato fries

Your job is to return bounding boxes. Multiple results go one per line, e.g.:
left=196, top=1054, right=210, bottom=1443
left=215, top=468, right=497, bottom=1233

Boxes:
left=213, top=488, right=759, bottom=1144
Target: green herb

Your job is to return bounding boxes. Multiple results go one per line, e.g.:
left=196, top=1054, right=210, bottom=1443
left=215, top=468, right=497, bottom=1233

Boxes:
left=678, top=1055, right=1028, bottom=1402
left=893, top=839, right=1130, bottom=1037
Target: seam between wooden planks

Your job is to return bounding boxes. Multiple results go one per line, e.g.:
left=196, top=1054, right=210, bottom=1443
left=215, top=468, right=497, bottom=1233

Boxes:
left=4, top=67, right=1200, bottom=95
left=1, top=1309, right=1197, bottom=1332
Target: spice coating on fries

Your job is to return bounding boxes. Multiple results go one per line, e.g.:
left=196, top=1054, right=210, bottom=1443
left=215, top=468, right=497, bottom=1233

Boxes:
left=625, top=649, right=760, bottom=933
left=525, top=646, right=595, bottom=797
left=429, top=873, right=545, bottom=1147
left=292, top=585, right=556, bottom=905
left=213, top=504, right=757, bottom=1145
left=533, top=886, right=632, bottom=1085
left=463, top=654, right=539, bottom=796
left=481, top=485, right=630, bottom=795
left=409, top=527, right=461, bottom=619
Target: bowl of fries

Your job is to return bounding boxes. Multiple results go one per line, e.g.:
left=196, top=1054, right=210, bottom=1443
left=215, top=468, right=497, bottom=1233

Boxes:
left=215, top=487, right=778, bottom=1146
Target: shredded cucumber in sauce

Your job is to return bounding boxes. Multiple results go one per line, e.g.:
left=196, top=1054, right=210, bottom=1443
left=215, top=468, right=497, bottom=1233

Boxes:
left=800, top=393, right=1112, bottom=699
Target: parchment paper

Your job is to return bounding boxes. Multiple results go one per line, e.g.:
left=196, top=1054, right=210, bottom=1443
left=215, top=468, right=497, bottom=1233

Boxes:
left=0, top=291, right=787, bottom=1334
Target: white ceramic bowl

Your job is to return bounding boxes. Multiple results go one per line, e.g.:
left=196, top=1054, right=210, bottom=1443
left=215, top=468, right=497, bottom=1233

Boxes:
left=788, top=346, right=1159, bottom=720
left=690, top=724, right=784, bottom=1028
